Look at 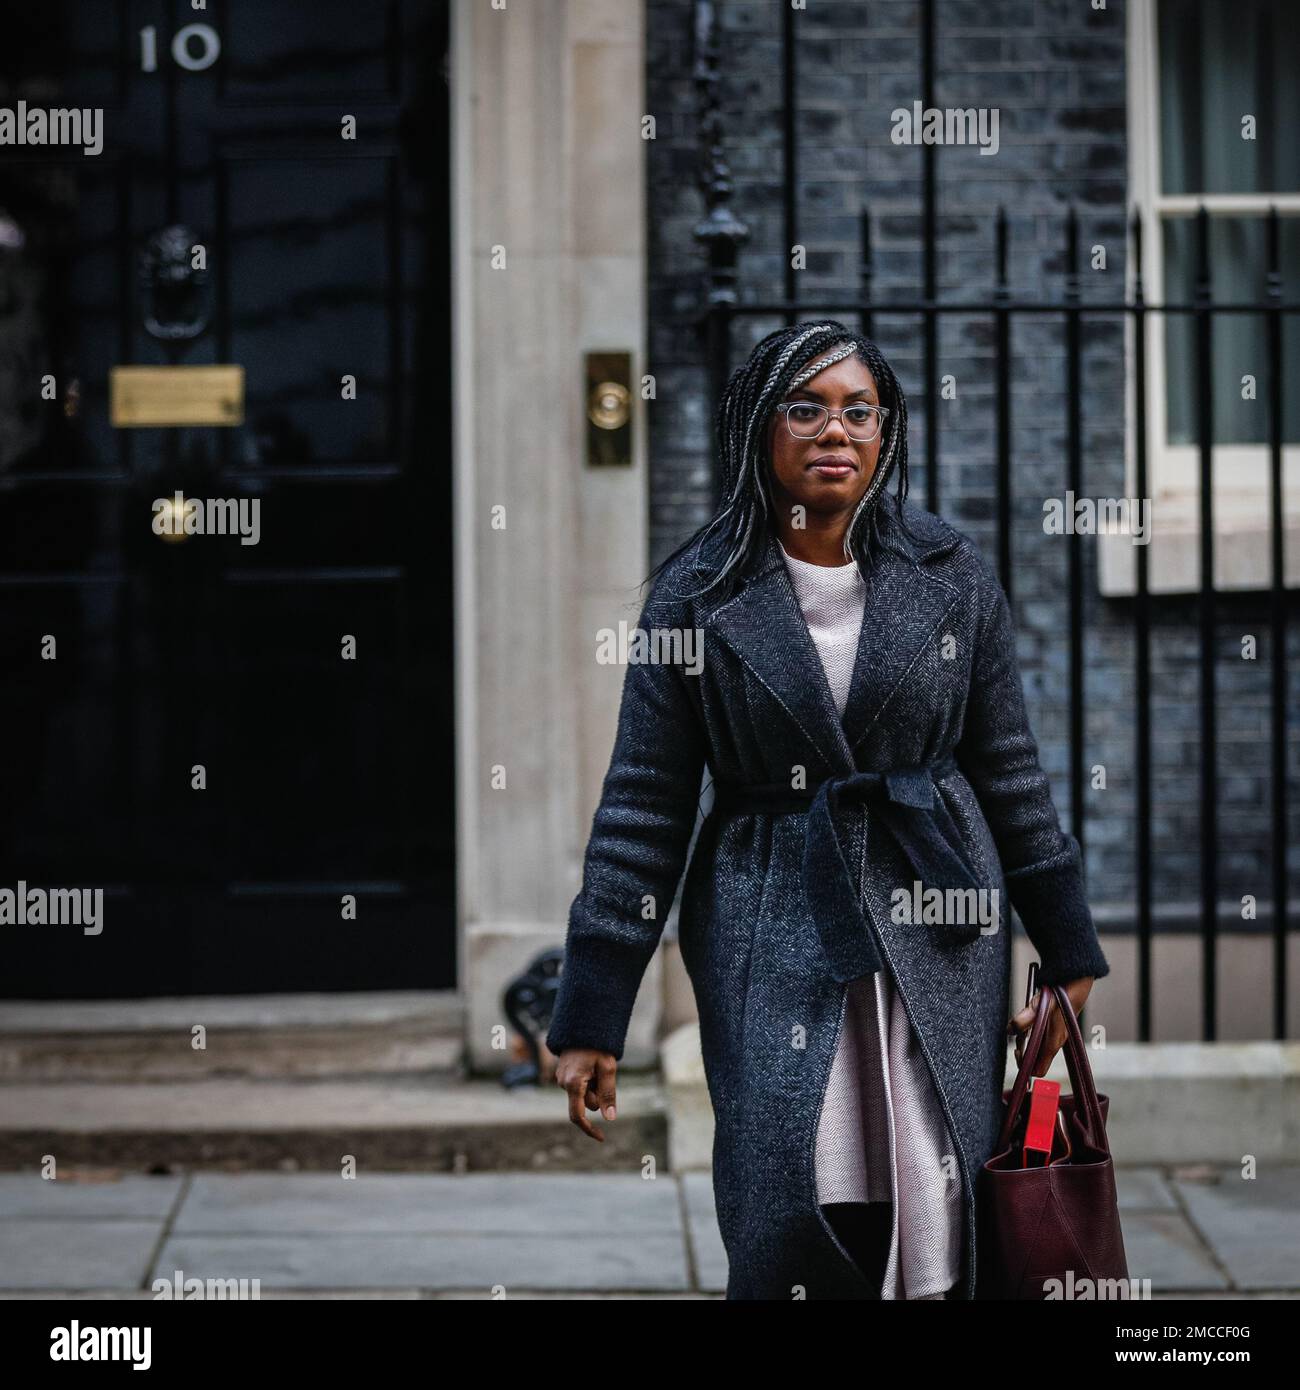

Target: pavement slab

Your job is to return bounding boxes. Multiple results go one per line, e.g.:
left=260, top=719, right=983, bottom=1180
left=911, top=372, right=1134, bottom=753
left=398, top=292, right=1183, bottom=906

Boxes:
left=1170, top=1167, right=1300, bottom=1291
left=0, top=1166, right=1295, bottom=1298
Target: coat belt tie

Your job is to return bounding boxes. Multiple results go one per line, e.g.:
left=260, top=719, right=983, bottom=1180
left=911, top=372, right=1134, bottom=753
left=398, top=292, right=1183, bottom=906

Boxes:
left=710, top=752, right=985, bottom=982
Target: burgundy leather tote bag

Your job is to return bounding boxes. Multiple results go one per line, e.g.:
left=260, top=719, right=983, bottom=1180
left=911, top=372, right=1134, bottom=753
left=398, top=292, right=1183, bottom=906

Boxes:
left=976, top=977, right=1129, bottom=1300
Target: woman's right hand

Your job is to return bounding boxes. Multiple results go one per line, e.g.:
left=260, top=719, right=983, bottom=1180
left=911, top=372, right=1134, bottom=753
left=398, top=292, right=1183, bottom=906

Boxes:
left=554, top=1048, right=618, bottom=1142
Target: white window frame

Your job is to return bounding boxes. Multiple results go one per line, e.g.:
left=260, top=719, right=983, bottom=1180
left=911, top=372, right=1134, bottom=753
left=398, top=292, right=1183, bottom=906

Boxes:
left=1103, top=0, right=1300, bottom=594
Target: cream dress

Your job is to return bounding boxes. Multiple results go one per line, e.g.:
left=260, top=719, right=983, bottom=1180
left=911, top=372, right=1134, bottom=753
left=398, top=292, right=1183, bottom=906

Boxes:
left=778, top=538, right=962, bottom=1301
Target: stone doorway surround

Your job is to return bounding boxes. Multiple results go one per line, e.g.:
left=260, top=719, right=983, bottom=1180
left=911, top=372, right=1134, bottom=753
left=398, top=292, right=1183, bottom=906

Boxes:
left=451, top=1, right=657, bottom=1070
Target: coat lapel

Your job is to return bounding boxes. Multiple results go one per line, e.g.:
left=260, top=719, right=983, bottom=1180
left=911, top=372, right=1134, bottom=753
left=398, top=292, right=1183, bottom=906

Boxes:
left=708, top=529, right=856, bottom=776
left=705, top=495, right=961, bottom=772
left=840, top=523, right=960, bottom=753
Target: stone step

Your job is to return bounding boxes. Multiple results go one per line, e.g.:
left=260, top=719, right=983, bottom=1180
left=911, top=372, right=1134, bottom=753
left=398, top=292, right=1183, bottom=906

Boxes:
left=0, top=992, right=468, bottom=1082
left=0, top=1073, right=667, bottom=1173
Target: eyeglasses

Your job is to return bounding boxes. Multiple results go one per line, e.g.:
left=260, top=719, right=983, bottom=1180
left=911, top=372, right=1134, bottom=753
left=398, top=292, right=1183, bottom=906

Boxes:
left=775, top=400, right=890, bottom=443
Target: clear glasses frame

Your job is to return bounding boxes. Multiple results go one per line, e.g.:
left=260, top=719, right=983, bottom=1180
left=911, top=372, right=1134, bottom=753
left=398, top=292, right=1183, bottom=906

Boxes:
left=774, top=400, right=890, bottom=443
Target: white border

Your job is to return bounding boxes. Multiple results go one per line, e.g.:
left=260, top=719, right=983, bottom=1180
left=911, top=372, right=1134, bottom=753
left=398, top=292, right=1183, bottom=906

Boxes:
left=1125, top=0, right=1300, bottom=515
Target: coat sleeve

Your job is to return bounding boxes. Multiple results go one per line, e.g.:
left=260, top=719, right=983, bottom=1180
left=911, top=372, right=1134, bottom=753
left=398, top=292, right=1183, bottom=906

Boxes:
left=953, top=553, right=1110, bottom=988
left=545, top=573, right=710, bottom=1061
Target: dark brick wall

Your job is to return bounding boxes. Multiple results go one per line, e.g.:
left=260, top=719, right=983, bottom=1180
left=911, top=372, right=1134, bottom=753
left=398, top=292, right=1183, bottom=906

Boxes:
left=645, top=0, right=1300, bottom=937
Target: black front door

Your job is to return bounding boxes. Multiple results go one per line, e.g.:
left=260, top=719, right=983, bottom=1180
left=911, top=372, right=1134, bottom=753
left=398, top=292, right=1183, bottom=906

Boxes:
left=0, top=1, right=454, bottom=997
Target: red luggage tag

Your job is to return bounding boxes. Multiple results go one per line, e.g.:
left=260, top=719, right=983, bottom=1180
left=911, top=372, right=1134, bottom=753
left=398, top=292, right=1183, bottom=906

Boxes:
left=1021, top=1077, right=1061, bottom=1168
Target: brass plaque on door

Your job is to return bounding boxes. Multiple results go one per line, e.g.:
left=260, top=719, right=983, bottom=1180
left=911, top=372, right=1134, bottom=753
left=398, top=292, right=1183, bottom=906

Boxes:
left=110, top=365, right=245, bottom=428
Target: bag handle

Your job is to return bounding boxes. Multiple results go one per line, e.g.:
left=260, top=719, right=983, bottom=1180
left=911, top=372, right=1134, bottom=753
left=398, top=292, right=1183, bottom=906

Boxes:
left=1047, top=982, right=1108, bottom=1152
left=995, top=982, right=1057, bottom=1153
left=995, top=977, right=1109, bottom=1156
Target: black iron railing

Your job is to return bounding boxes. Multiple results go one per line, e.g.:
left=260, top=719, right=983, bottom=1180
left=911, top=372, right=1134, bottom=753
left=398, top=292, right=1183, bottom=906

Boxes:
left=688, top=0, right=1296, bottom=1043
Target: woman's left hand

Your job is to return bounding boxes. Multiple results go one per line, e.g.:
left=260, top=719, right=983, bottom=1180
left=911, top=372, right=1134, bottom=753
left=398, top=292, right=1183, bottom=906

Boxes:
left=1006, top=976, right=1094, bottom=1076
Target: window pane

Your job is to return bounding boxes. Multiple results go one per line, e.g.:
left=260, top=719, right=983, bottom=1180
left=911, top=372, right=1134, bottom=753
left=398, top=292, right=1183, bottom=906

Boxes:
left=1163, top=215, right=1300, bottom=445
left=1159, top=0, right=1300, bottom=194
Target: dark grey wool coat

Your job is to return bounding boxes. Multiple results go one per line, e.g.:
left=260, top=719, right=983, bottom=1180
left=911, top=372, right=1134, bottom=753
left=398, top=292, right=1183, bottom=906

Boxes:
left=546, top=491, right=1111, bottom=1300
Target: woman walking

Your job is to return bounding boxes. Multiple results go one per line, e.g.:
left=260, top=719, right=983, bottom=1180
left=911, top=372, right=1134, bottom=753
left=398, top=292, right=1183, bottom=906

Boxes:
left=546, top=321, right=1110, bottom=1300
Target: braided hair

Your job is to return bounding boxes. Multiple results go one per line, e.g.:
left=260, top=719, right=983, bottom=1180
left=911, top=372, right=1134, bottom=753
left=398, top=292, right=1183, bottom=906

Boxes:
left=648, top=320, right=922, bottom=602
